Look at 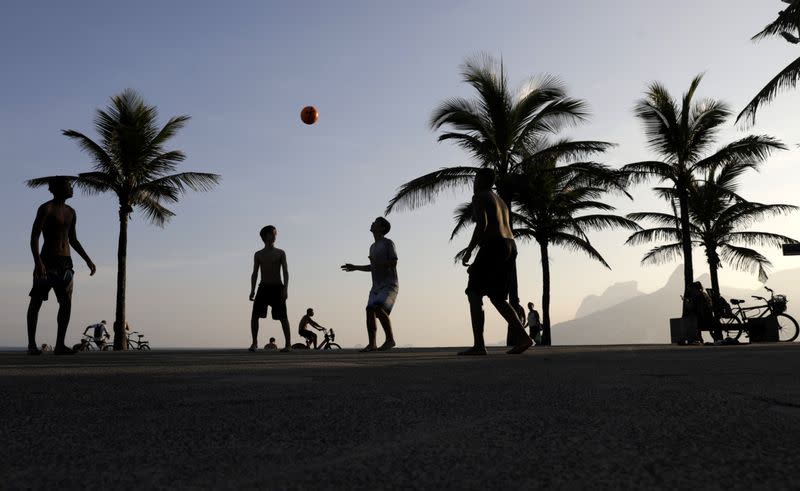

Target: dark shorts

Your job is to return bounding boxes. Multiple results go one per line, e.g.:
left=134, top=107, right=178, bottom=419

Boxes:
left=299, top=329, right=316, bottom=340
left=253, top=284, right=287, bottom=320
left=466, top=238, right=517, bottom=301
left=29, top=256, right=74, bottom=304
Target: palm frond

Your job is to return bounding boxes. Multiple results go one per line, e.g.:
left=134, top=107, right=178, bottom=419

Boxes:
left=449, top=201, right=474, bottom=240
left=694, top=135, right=787, bottom=171
left=385, top=166, right=479, bottom=214
left=625, top=227, right=683, bottom=246
left=549, top=231, right=611, bottom=269
left=641, top=242, right=683, bottom=266
left=751, top=3, right=800, bottom=41
left=736, top=56, right=800, bottom=126
left=719, top=243, right=773, bottom=282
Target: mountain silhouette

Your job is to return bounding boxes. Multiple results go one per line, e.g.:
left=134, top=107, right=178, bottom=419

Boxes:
left=574, top=280, right=644, bottom=318
left=554, top=266, right=800, bottom=345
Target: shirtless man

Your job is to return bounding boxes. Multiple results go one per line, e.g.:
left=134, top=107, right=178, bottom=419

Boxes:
left=298, top=308, right=325, bottom=349
left=249, top=225, right=291, bottom=352
left=27, top=177, right=96, bottom=355
left=460, top=168, right=532, bottom=355
left=341, top=217, right=398, bottom=352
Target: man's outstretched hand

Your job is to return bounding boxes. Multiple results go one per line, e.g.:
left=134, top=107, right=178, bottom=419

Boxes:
left=341, top=263, right=356, bottom=272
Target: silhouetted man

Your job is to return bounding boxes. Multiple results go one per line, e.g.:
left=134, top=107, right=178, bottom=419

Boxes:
left=264, top=337, right=278, bottom=350
left=298, top=308, right=325, bottom=349
left=83, top=319, right=110, bottom=349
left=341, top=217, right=398, bottom=352
left=27, top=177, right=96, bottom=355
left=460, top=169, right=532, bottom=355
left=527, top=302, right=542, bottom=345
left=249, top=225, right=291, bottom=352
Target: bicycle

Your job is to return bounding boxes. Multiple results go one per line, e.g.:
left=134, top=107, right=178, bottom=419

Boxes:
left=79, top=334, right=111, bottom=351
left=126, top=331, right=151, bottom=351
left=717, top=286, right=799, bottom=342
left=316, top=328, right=341, bottom=350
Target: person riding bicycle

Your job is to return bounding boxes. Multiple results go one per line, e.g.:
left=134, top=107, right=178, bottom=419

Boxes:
left=83, top=320, right=110, bottom=349
left=298, top=308, right=326, bottom=349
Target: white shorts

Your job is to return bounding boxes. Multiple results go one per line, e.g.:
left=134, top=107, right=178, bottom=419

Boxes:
left=367, top=286, right=398, bottom=314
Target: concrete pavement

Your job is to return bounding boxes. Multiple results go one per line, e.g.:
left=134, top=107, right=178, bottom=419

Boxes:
left=1, top=344, right=799, bottom=489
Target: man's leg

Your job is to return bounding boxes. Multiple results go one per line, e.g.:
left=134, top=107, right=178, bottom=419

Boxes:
left=279, top=318, right=291, bottom=351
left=459, top=292, right=487, bottom=355
left=250, top=310, right=260, bottom=351
left=54, top=298, right=72, bottom=351
left=489, top=296, right=533, bottom=354
left=375, top=308, right=395, bottom=351
left=311, top=332, right=318, bottom=349
left=362, top=308, right=378, bottom=351
left=26, top=297, right=43, bottom=352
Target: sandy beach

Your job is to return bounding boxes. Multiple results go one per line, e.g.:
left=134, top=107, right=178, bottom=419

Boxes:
left=2, top=344, right=799, bottom=489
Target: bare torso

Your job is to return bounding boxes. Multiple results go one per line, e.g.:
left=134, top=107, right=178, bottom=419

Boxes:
left=473, top=191, right=514, bottom=242
left=299, top=315, right=313, bottom=330
left=255, top=247, right=285, bottom=285
left=38, top=202, right=75, bottom=257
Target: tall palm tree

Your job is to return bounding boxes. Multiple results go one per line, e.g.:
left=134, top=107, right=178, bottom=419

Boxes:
left=27, top=89, right=220, bottom=349
left=451, top=147, right=638, bottom=346
left=737, top=0, right=800, bottom=125
left=623, top=75, right=784, bottom=308
left=626, top=161, right=797, bottom=296
left=386, top=54, right=607, bottom=344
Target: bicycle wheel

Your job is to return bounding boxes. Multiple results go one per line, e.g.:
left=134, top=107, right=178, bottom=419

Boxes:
left=719, top=316, right=743, bottom=340
left=139, top=344, right=151, bottom=351
left=328, top=343, right=341, bottom=349
left=775, top=314, right=799, bottom=342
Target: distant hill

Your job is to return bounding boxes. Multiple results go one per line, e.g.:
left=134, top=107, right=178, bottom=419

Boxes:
left=574, top=281, right=644, bottom=318
left=554, top=266, right=800, bottom=345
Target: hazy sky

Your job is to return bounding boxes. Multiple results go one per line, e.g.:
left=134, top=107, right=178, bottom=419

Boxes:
left=1, top=1, right=798, bottom=348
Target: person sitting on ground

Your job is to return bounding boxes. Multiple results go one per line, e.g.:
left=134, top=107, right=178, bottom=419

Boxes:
left=264, top=337, right=278, bottom=350
left=83, top=320, right=110, bottom=349
left=298, top=308, right=326, bottom=349
left=41, top=343, right=52, bottom=352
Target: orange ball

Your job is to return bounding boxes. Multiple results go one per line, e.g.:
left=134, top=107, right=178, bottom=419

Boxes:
left=300, top=106, right=318, bottom=125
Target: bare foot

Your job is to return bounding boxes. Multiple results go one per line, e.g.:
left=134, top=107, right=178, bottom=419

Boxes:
left=248, top=344, right=257, bottom=352
left=506, top=337, right=534, bottom=355
left=280, top=346, right=292, bottom=353
left=359, top=345, right=377, bottom=353
left=457, top=346, right=487, bottom=356
left=377, top=340, right=396, bottom=351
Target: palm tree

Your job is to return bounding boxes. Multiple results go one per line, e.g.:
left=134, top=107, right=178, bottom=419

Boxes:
left=623, top=75, right=785, bottom=308
left=386, top=54, right=607, bottom=344
left=626, top=161, right=797, bottom=296
left=737, top=0, right=800, bottom=125
left=451, top=147, right=638, bottom=346
left=27, top=89, right=220, bottom=349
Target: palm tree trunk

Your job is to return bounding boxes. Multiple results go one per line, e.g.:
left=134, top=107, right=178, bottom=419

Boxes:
left=112, top=207, right=129, bottom=350
left=678, top=188, right=694, bottom=316
left=708, top=256, right=721, bottom=298
left=540, top=241, right=552, bottom=346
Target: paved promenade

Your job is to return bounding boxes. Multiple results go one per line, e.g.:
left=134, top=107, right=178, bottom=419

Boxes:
left=2, top=344, right=799, bottom=489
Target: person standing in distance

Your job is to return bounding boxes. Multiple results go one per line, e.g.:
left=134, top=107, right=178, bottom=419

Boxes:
left=27, top=177, right=96, bottom=355
left=341, top=217, right=398, bottom=352
left=249, top=225, right=291, bottom=352
left=460, top=168, right=532, bottom=355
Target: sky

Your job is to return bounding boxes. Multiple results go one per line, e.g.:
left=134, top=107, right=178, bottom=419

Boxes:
left=1, top=0, right=799, bottom=348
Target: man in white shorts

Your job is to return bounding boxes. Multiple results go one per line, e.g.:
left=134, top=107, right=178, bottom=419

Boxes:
left=341, top=217, right=398, bottom=352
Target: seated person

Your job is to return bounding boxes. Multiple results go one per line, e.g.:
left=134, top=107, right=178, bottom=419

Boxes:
left=83, top=320, right=110, bottom=348
left=298, top=308, right=326, bottom=349
left=264, top=337, right=278, bottom=350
